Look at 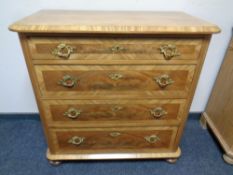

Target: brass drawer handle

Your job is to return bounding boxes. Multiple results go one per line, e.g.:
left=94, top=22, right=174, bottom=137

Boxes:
left=68, top=136, right=85, bottom=146
left=110, top=45, right=126, bottom=53
left=109, top=73, right=123, bottom=80
left=58, top=75, right=77, bottom=88
left=64, top=107, right=82, bottom=119
left=109, top=132, right=121, bottom=137
left=154, top=74, right=174, bottom=88
left=150, top=107, right=168, bottom=119
left=144, top=135, right=160, bottom=143
left=52, top=43, right=75, bottom=59
left=160, top=44, right=180, bottom=60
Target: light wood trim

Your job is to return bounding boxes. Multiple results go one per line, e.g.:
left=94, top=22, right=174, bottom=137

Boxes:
left=47, top=147, right=181, bottom=160
left=200, top=114, right=207, bottom=129
left=223, top=154, right=233, bottom=165
left=202, top=112, right=233, bottom=158
left=32, top=59, right=198, bottom=65
left=9, top=10, right=220, bottom=34
left=18, top=33, right=55, bottom=152
left=173, top=35, right=211, bottom=149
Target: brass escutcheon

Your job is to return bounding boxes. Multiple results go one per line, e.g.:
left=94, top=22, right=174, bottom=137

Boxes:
left=109, top=132, right=121, bottom=137
left=58, top=75, right=78, bottom=88
left=64, top=107, right=82, bottom=119
left=154, top=74, right=174, bottom=88
left=144, top=135, right=160, bottom=143
left=109, top=73, right=123, bottom=80
left=150, top=107, right=168, bottom=119
left=111, top=106, right=123, bottom=112
left=110, top=45, right=126, bottom=53
left=52, top=43, right=76, bottom=59
left=68, top=136, right=85, bottom=146
left=160, top=44, right=180, bottom=60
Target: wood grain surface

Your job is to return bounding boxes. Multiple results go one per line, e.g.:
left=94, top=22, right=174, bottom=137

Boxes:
left=9, top=10, right=220, bottom=34
left=50, top=126, right=177, bottom=154
left=34, top=65, right=195, bottom=99
left=41, top=99, right=186, bottom=127
left=28, top=36, right=203, bottom=60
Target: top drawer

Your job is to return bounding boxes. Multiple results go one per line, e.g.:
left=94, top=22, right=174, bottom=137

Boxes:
left=28, top=37, right=203, bottom=61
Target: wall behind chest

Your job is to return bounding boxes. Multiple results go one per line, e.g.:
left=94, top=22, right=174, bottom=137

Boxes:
left=0, top=0, right=232, bottom=113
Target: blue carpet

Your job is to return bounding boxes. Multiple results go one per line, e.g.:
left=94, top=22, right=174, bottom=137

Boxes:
left=0, top=114, right=232, bottom=175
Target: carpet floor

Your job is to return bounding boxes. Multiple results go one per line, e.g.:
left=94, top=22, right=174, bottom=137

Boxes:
left=0, top=114, right=232, bottom=175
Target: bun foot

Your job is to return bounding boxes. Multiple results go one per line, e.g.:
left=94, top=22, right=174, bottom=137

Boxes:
left=49, top=160, right=62, bottom=166
left=200, top=114, right=207, bottom=129
left=166, top=158, right=178, bottom=164
left=223, top=154, right=233, bottom=165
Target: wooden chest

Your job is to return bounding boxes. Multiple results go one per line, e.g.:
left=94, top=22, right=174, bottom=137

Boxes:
left=9, top=10, right=220, bottom=164
left=201, top=31, right=233, bottom=165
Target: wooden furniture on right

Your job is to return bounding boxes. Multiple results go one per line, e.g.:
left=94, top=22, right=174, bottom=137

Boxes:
left=200, top=31, right=233, bottom=165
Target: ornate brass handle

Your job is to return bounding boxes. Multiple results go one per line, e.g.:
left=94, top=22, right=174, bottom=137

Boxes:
left=68, top=136, right=85, bottom=146
left=64, top=107, right=82, bottom=119
left=58, top=75, right=77, bottom=88
left=52, top=43, right=75, bottom=59
left=154, top=74, right=174, bottom=88
left=110, top=45, right=126, bottom=53
left=109, top=132, right=121, bottom=137
left=150, top=107, right=168, bottom=119
left=160, top=44, right=180, bottom=60
left=144, top=135, right=160, bottom=143
left=109, top=73, right=123, bottom=80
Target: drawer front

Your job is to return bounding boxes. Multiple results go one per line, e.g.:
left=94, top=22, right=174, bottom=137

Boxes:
left=28, top=37, right=203, bottom=60
left=50, top=127, right=178, bottom=154
left=42, top=99, right=186, bottom=126
left=35, top=65, right=195, bottom=99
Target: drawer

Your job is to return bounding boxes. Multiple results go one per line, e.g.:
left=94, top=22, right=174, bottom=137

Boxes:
left=35, top=65, right=195, bottom=99
left=50, top=127, right=178, bottom=154
left=42, top=99, right=186, bottom=126
left=28, top=37, right=203, bottom=61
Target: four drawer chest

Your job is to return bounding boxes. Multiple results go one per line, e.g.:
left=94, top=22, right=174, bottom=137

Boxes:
left=9, top=10, right=220, bottom=164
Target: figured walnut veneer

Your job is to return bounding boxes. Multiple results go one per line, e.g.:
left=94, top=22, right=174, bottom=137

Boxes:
left=35, top=65, right=195, bottom=99
left=42, top=99, right=186, bottom=127
left=28, top=37, right=203, bottom=60
left=52, top=127, right=177, bottom=154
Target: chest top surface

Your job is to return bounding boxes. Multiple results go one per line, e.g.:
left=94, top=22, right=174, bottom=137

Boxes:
left=9, top=10, right=220, bottom=34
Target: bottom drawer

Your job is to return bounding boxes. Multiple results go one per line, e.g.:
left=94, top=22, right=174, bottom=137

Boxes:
left=50, top=127, right=178, bottom=154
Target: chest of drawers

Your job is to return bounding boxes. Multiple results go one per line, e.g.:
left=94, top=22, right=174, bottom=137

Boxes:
left=9, top=10, right=220, bottom=164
